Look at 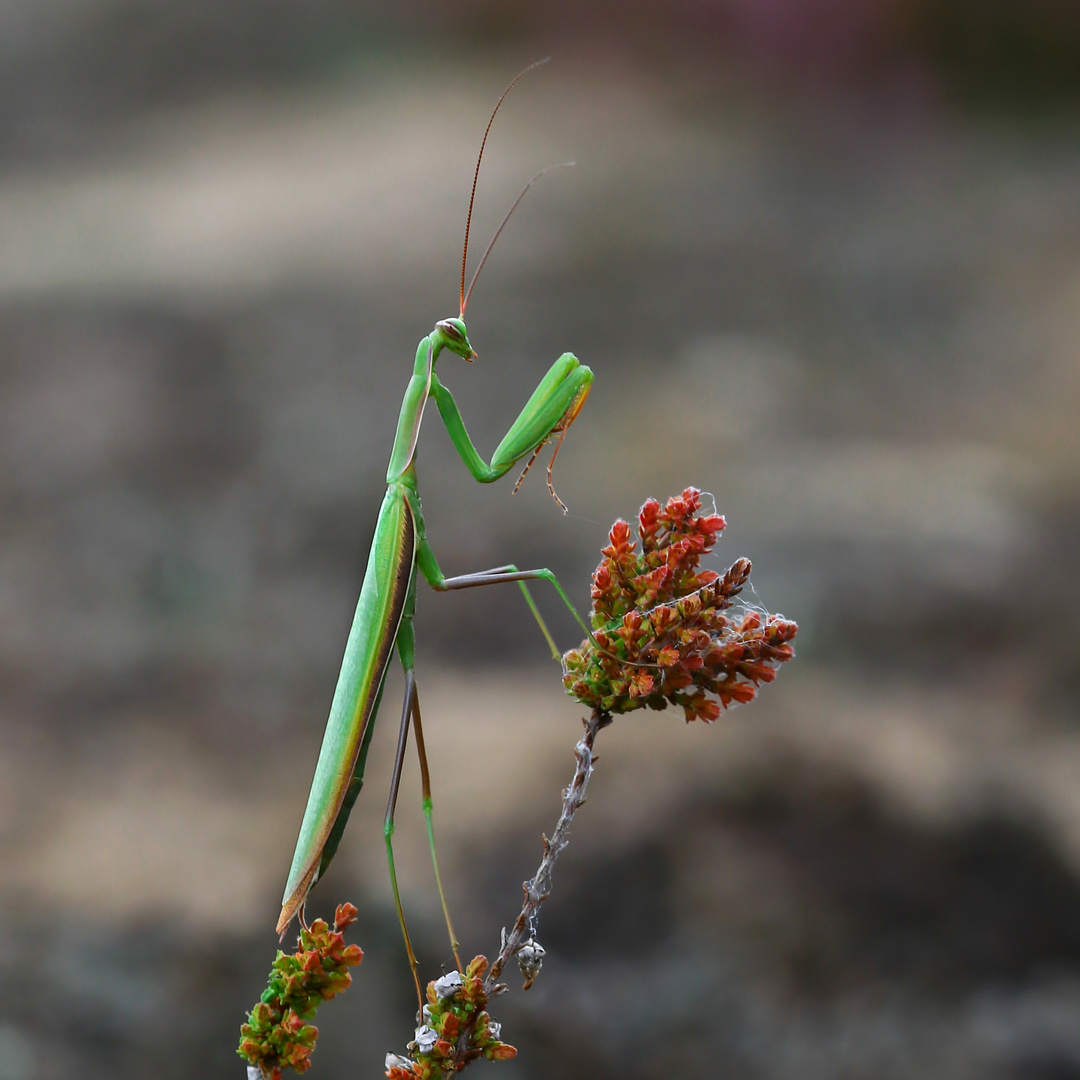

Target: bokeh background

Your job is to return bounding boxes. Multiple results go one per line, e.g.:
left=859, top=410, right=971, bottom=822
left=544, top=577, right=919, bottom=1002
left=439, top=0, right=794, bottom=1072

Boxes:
left=2, top=2, right=1080, bottom=1078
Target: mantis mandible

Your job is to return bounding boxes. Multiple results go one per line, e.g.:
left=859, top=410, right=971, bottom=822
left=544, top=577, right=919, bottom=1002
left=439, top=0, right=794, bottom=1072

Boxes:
left=276, top=62, right=594, bottom=1003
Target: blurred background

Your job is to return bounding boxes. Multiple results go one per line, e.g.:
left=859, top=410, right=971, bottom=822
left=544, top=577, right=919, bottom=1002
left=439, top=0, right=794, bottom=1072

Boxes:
left=2, top=2, right=1080, bottom=1077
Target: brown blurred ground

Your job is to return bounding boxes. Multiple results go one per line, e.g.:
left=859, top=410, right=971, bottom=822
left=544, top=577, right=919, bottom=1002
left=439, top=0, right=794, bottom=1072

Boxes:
left=1, top=4, right=1080, bottom=1079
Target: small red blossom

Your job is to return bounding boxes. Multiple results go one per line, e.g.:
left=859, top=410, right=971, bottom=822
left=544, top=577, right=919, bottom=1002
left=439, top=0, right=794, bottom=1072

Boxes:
left=238, top=903, right=364, bottom=1079
left=563, top=488, right=797, bottom=722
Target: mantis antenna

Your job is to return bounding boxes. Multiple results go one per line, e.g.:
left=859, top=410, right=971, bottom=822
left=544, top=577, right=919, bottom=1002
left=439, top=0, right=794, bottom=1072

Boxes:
left=459, top=57, right=551, bottom=316
left=462, top=162, right=575, bottom=316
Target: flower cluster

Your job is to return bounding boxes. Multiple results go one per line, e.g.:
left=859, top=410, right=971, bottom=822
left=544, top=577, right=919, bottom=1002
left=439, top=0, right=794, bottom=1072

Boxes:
left=385, top=957, right=516, bottom=1080
left=563, top=488, right=797, bottom=721
left=238, top=904, right=364, bottom=1079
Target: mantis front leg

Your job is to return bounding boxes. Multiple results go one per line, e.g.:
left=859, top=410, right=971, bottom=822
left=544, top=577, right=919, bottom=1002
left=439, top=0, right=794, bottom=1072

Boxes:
left=431, top=352, right=592, bottom=507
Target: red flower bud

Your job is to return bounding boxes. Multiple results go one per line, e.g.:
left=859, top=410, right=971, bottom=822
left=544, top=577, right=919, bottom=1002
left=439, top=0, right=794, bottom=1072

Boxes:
left=334, top=903, right=359, bottom=929
left=729, top=682, right=757, bottom=704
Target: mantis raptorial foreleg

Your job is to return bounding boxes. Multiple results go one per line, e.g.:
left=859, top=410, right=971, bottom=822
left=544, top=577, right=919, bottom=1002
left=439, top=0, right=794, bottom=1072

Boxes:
left=430, top=358, right=590, bottom=493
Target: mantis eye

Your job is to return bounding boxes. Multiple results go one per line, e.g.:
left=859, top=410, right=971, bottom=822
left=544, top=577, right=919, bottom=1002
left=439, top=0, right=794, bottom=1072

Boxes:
left=436, top=319, right=465, bottom=342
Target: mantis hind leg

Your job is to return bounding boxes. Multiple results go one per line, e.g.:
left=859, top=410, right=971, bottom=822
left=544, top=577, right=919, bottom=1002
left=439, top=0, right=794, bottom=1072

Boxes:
left=385, top=619, right=463, bottom=1011
left=407, top=674, right=462, bottom=974
left=384, top=664, right=423, bottom=1011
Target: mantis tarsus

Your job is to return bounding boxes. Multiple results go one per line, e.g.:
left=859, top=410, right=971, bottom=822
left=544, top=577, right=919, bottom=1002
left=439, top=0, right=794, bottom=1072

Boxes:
left=276, top=63, right=595, bottom=1004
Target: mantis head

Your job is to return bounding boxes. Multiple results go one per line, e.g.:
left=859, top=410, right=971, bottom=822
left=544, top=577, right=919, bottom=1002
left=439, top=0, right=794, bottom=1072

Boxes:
left=435, top=317, right=476, bottom=361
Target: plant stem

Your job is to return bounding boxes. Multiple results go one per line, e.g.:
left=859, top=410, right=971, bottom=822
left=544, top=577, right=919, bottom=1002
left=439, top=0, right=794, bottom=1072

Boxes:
left=486, top=707, right=612, bottom=992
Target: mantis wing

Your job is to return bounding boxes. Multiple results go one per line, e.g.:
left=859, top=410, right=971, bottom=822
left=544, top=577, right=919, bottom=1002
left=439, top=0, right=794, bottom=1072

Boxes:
left=277, top=485, right=416, bottom=935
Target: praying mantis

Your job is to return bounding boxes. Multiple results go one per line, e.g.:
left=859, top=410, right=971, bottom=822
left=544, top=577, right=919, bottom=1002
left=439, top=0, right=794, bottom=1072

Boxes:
left=275, top=63, right=594, bottom=1003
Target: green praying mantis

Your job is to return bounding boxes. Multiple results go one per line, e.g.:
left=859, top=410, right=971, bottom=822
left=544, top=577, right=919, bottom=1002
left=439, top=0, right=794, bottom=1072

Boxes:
left=275, top=63, right=596, bottom=1003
